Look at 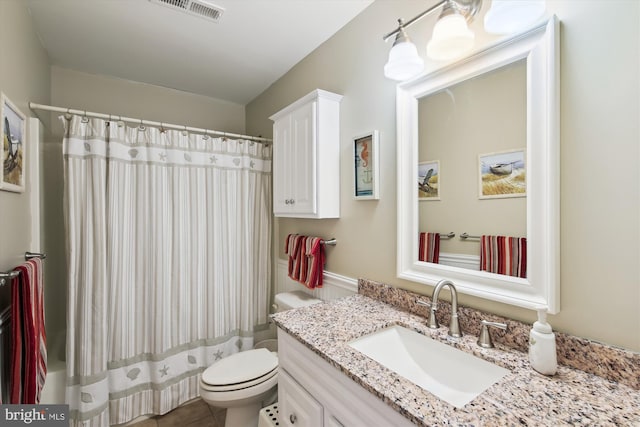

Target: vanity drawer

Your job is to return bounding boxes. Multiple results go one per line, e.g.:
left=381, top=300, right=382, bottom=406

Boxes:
left=279, top=369, right=323, bottom=427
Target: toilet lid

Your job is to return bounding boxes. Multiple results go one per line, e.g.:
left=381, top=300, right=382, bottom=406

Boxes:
left=202, top=348, right=278, bottom=386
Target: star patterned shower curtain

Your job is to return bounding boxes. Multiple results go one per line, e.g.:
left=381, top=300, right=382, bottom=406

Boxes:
left=61, top=115, right=272, bottom=426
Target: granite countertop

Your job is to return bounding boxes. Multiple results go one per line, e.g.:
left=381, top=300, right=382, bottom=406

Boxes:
left=272, top=294, right=640, bottom=426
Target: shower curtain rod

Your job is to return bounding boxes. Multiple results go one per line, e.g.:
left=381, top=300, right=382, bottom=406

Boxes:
left=28, top=102, right=272, bottom=143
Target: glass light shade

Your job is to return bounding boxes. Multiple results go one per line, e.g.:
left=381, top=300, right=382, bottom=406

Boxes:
left=426, top=14, right=475, bottom=61
left=384, top=40, right=425, bottom=81
left=484, top=0, right=546, bottom=34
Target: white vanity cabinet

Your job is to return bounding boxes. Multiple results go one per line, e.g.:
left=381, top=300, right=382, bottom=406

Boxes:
left=277, top=329, right=413, bottom=427
left=269, top=89, right=342, bottom=218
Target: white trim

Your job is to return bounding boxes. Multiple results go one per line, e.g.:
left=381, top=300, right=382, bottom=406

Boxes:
left=28, top=118, right=41, bottom=251
left=397, top=17, right=560, bottom=313
left=269, top=89, right=343, bottom=122
left=439, top=253, right=480, bottom=271
left=275, top=259, right=358, bottom=301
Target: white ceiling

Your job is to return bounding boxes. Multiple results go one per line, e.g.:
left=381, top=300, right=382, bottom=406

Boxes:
left=26, top=0, right=373, bottom=105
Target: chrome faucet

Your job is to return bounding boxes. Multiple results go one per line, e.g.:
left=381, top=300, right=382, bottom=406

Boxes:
left=417, top=279, right=462, bottom=338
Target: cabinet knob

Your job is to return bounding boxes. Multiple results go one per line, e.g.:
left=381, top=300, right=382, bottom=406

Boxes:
left=289, top=414, right=297, bottom=424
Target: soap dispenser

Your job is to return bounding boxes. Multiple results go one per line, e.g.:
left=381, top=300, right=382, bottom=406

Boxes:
left=528, top=309, right=558, bottom=375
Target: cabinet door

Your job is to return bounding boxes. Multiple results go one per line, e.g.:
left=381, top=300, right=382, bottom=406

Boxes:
left=279, top=369, right=323, bottom=427
left=273, top=115, right=293, bottom=214
left=288, top=100, right=317, bottom=214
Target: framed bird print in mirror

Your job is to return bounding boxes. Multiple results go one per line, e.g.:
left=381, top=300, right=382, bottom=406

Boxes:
left=418, top=160, right=439, bottom=201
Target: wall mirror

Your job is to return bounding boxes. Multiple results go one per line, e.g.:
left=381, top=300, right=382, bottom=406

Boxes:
left=397, top=17, right=560, bottom=313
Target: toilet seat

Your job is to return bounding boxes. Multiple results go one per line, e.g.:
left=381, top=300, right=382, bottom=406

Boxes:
left=201, top=348, right=278, bottom=392
left=200, top=368, right=278, bottom=392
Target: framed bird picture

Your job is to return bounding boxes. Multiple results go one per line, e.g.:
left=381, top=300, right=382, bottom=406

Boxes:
left=1, top=93, right=26, bottom=193
left=418, top=160, right=439, bottom=201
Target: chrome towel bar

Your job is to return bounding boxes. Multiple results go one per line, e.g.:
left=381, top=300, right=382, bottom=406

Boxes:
left=321, top=238, right=337, bottom=246
left=460, top=233, right=481, bottom=240
left=0, top=252, right=47, bottom=286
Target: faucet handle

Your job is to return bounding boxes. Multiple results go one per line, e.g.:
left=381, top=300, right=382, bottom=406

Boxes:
left=416, top=299, right=439, bottom=329
left=477, top=319, right=507, bottom=348
left=416, top=299, right=432, bottom=309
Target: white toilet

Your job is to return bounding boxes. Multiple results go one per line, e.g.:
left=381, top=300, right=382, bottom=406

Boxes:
left=199, top=291, right=322, bottom=427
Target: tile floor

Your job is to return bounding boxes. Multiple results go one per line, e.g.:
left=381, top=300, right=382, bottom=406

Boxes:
left=132, top=399, right=226, bottom=427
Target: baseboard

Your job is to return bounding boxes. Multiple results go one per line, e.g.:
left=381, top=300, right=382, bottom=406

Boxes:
left=276, top=259, right=358, bottom=301
left=439, top=252, right=480, bottom=270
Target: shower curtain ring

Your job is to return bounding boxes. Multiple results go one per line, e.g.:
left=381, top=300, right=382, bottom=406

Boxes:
left=203, top=129, right=209, bottom=140
left=81, top=110, right=89, bottom=123
left=182, top=125, right=188, bottom=136
left=64, top=108, right=72, bottom=120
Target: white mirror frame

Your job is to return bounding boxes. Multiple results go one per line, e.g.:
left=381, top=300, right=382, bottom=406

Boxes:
left=397, top=16, right=560, bottom=313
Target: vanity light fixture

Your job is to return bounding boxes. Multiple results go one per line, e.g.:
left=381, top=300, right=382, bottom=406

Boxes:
left=384, top=20, right=425, bottom=81
left=426, top=2, right=476, bottom=61
left=383, top=0, right=546, bottom=81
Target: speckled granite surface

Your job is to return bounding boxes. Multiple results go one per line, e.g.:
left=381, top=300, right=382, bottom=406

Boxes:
left=358, top=278, right=640, bottom=390
left=272, top=291, right=640, bottom=426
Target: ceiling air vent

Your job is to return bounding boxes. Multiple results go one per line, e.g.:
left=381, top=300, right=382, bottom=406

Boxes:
left=149, top=0, right=225, bottom=23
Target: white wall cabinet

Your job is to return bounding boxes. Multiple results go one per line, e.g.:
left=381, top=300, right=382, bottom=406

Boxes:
left=277, top=328, right=413, bottom=427
left=269, top=89, right=342, bottom=218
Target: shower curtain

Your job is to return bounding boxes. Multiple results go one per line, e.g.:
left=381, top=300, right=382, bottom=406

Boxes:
left=62, top=115, right=272, bottom=426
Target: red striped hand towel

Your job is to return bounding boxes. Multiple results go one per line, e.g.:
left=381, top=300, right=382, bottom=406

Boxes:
left=10, top=257, right=47, bottom=404
left=292, top=235, right=307, bottom=282
left=303, top=237, right=325, bottom=289
left=285, top=234, right=298, bottom=278
left=480, top=235, right=527, bottom=278
left=419, top=232, right=440, bottom=263
left=285, top=234, right=325, bottom=289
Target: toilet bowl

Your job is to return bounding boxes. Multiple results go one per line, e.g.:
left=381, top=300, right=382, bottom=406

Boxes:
left=200, top=348, right=278, bottom=427
left=199, top=291, right=322, bottom=427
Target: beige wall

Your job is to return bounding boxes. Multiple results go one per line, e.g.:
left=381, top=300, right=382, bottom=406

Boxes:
left=0, top=0, right=50, bottom=327
left=49, top=66, right=246, bottom=138
left=419, top=59, right=527, bottom=256
left=246, top=1, right=640, bottom=351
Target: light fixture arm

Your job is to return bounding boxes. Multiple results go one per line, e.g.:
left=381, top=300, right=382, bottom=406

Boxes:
left=383, top=0, right=482, bottom=42
left=383, top=0, right=446, bottom=42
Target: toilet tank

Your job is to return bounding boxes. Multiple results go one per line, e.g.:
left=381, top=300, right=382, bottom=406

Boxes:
left=274, top=291, right=322, bottom=312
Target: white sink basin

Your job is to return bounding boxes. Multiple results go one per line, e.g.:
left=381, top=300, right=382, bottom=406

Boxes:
left=348, top=325, right=509, bottom=408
